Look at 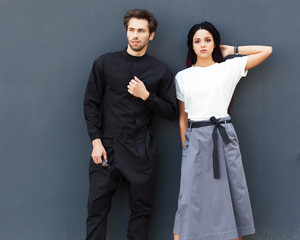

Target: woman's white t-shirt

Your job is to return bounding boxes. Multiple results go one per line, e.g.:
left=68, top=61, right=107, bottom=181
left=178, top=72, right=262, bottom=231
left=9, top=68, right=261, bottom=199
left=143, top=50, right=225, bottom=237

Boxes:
left=175, top=56, right=248, bottom=121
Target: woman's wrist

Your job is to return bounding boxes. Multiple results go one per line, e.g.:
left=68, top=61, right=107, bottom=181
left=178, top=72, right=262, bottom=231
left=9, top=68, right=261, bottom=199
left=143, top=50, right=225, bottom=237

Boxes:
left=234, top=46, right=239, bottom=55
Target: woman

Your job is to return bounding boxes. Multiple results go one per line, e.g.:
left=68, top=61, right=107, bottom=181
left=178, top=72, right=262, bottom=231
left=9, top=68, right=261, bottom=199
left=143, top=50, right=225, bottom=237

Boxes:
left=173, top=22, right=272, bottom=240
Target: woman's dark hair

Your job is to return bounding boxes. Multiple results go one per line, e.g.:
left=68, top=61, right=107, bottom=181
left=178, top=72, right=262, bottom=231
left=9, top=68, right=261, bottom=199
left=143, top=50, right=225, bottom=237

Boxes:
left=186, top=21, right=224, bottom=67
left=123, top=9, right=158, bottom=34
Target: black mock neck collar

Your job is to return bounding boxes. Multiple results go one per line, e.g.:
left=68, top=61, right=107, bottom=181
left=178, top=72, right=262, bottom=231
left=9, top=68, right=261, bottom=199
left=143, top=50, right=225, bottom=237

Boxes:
left=122, top=48, right=147, bottom=61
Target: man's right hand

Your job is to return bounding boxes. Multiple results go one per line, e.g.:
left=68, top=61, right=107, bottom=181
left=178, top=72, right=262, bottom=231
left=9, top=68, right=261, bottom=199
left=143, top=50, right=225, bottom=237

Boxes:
left=91, top=139, right=107, bottom=164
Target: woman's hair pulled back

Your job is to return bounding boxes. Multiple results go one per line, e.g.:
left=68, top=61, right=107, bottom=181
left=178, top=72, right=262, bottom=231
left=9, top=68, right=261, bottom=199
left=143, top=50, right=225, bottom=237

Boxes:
left=186, top=21, right=224, bottom=67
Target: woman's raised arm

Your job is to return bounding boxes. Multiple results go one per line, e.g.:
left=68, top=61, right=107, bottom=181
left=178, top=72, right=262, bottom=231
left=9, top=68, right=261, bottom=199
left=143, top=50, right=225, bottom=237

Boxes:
left=220, top=45, right=273, bottom=70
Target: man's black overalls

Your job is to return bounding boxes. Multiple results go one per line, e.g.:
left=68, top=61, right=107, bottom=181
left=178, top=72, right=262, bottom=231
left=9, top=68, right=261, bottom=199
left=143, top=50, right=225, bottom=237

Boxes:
left=84, top=49, right=177, bottom=240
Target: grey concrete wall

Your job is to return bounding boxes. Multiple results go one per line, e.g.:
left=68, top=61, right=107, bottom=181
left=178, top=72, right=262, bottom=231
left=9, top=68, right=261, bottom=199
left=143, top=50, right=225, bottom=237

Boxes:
left=0, top=0, right=299, bottom=239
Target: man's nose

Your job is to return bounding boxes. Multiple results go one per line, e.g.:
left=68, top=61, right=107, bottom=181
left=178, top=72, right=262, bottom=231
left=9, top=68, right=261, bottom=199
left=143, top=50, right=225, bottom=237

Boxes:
left=133, top=31, right=138, bottom=38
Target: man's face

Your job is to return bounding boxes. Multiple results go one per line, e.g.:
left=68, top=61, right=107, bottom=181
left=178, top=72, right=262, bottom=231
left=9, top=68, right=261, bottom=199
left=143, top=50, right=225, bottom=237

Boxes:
left=126, top=18, right=155, bottom=53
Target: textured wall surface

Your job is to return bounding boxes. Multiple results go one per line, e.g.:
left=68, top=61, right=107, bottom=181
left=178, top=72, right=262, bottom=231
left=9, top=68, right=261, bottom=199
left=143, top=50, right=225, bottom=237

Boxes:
left=1, top=0, right=299, bottom=239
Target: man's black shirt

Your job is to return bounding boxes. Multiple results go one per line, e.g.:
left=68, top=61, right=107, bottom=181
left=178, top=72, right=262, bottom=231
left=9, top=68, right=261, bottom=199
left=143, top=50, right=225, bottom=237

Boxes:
left=84, top=49, right=177, bottom=141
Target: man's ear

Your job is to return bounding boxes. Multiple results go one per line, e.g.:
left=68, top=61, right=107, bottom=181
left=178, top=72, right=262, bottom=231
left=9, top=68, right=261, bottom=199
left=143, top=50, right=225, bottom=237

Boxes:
left=149, top=32, right=155, bottom=41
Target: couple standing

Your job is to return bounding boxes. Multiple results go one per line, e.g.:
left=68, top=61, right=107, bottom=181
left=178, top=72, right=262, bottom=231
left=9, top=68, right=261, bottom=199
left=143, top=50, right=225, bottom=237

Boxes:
left=83, top=9, right=272, bottom=240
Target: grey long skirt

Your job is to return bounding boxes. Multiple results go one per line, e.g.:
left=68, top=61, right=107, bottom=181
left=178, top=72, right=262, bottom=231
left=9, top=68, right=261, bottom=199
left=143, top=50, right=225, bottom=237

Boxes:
left=173, top=117, right=255, bottom=240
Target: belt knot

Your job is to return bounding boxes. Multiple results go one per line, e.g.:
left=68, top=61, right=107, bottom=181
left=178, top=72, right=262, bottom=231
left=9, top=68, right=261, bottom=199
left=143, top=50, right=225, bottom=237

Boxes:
left=210, top=116, right=220, bottom=127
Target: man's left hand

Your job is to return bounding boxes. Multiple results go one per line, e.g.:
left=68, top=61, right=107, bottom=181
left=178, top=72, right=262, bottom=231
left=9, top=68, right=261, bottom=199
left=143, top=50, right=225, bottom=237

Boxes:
left=127, top=76, right=149, bottom=100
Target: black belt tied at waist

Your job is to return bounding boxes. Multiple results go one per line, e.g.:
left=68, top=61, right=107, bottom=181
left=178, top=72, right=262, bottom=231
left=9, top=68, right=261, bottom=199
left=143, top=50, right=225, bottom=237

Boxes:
left=189, top=116, right=232, bottom=179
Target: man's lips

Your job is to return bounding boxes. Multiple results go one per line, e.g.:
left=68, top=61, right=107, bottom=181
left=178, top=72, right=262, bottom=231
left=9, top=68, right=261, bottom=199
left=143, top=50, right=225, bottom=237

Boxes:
left=131, top=40, right=141, bottom=44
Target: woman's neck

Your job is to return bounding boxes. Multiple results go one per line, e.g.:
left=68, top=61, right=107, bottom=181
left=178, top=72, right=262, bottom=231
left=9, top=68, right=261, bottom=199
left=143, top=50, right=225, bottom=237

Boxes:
left=194, top=57, right=215, bottom=67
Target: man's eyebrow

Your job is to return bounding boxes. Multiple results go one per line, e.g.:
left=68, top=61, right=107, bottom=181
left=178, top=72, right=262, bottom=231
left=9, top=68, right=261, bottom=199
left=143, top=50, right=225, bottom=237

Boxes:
left=128, top=27, right=146, bottom=30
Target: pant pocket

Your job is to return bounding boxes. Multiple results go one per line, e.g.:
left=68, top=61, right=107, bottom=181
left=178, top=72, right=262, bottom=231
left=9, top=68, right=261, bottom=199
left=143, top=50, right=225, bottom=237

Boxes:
left=182, top=129, right=191, bottom=157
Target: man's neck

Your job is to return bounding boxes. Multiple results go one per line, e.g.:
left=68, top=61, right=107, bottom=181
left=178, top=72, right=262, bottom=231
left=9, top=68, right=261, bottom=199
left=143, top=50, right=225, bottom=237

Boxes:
left=126, top=44, right=147, bottom=57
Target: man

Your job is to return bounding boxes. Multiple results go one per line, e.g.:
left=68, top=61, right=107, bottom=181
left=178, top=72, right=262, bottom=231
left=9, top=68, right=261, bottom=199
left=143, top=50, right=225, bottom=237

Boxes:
left=83, top=9, right=177, bottom=240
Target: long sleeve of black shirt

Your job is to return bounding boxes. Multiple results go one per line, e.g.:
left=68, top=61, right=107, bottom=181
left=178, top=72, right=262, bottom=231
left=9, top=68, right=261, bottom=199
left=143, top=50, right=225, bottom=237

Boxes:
left=83, top=49, right=177, bottom=141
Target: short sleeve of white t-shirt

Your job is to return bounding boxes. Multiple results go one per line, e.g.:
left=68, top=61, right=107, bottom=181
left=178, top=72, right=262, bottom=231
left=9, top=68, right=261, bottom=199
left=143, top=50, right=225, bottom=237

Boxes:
left=175, top=56, right=248, bottom=120
left=175, top=73, right=184, bottom=101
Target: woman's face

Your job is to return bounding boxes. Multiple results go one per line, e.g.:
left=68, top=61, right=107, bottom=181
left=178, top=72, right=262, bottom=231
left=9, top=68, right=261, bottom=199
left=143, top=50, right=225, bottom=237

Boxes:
left=192, top=29, right=215, bottom=60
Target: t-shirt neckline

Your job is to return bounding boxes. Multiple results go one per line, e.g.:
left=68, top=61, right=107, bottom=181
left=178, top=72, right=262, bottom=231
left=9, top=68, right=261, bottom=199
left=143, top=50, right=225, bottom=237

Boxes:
left=191, top=62, right=218, bottom=69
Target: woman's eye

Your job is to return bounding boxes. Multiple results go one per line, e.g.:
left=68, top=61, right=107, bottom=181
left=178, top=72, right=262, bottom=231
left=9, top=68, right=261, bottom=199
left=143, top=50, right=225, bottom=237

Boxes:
left=206, top=39, right=211, bottom=43
left=194, top=40, right=200, bottom=44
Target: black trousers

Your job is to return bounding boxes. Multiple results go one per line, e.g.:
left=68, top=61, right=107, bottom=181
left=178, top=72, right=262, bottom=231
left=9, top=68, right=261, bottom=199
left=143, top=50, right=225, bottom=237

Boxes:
left=86, top=131, right=158, bottom=240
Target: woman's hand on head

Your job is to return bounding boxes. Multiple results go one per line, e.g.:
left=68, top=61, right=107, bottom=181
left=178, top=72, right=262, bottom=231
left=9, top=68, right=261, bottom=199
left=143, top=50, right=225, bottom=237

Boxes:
left=219, top=45, right=233, bottom=58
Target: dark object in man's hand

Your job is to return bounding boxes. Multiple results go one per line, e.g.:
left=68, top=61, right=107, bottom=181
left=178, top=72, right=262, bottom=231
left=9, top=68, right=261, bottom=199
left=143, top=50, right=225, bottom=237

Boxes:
left=101, top=161, right=111, bottom=171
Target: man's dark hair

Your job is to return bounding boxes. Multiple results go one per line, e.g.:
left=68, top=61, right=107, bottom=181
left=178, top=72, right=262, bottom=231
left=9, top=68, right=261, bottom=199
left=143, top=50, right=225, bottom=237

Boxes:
left=123, top=9, right=158, bottom=34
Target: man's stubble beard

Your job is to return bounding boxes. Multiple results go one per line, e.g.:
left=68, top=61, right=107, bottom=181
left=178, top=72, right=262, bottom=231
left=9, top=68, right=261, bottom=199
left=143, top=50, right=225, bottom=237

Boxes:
left=128, top=39, right=149, bottom=52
